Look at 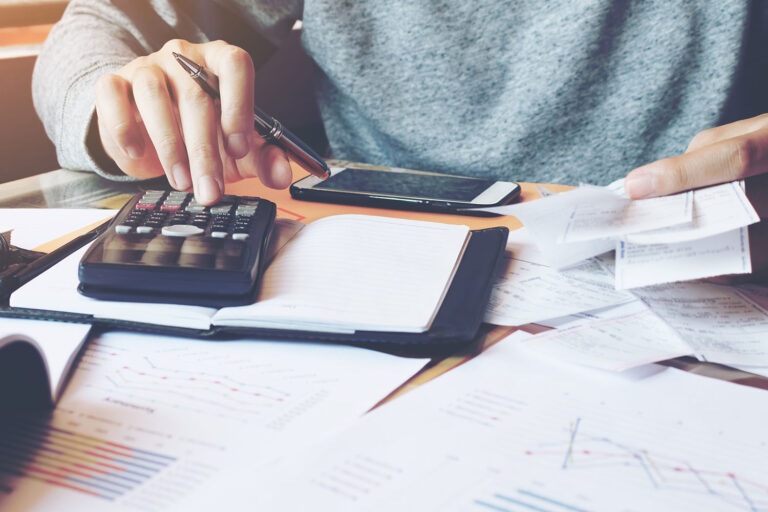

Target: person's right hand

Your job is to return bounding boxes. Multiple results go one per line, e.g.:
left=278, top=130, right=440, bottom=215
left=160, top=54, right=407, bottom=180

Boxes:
left=94, top=39, right=293, bottom=205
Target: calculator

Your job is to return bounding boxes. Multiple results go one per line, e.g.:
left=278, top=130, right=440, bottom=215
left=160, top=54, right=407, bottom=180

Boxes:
left=78, top=190, right=276, bottom=307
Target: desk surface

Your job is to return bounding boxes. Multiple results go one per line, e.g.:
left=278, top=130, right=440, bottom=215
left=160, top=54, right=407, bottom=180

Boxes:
left=2, top=161, right=766, bottom=398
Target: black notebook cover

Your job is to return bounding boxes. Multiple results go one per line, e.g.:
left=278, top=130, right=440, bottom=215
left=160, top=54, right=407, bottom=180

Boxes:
left=0, top=227, right=508, bottom=357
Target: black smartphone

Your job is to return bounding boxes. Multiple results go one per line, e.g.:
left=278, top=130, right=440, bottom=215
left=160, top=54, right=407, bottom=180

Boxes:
left=290, top=167, right=521, bottom=214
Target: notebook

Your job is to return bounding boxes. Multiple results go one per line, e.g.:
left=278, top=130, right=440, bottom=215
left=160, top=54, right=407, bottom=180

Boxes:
left=2, top=215, right=507, bottom=356
left=0, top=317, right=91, bottom=407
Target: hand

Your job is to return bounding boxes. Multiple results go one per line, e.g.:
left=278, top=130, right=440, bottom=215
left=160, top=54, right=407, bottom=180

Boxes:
left=94, top=39, right=293, bottom=205
left=624, top=113, right=768, bottom=282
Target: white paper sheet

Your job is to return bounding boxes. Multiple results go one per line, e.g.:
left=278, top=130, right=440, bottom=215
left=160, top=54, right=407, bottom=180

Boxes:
left=10, top=245, right=218, bottom=330
left=479, top=187, right=618, bottom=268
left=240, top=332, right=768, bottom=512
left=615, top=227, right=752, bottom=289
left=0, top=209, right=116, bottom=249
left=0, top=318, right=91, bottom=400
left=636, top=281, right=768, bottom=365
left=523, top=301, right=691, bottom=370
left=625, top=181, right=759, bottom=245
left=484, top=229, right=634, bottom=326
left=559, top=190, right=692, bottom=243
left=0, top=331, right=428, bottom=512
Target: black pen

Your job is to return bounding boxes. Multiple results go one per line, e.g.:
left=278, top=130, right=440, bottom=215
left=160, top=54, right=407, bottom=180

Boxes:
left=172, top=52, right=331, bottom=180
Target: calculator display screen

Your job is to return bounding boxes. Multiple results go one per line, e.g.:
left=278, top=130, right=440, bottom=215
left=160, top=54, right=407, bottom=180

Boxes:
left=314, top=169, right=495, bottom=201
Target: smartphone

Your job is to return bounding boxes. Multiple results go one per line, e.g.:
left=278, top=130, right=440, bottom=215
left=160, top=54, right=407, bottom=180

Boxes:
left=290, top=168, right=521, bottom=214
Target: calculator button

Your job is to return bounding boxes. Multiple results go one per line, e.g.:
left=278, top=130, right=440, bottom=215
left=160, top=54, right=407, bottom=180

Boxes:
left=136, top=226, right=154, bottom=234
left=161, top=204, right=183, bottom=212
left=232, top=233, right=250, bottom=241
left=135, top=202, right=157, bottom=210
left=211, top=231, right=228, bottom=238
left=115, top=225, right=133, bottom=234
left=210, top=206, right=233, bottom=215
left=161, top=224, right=205, bottom=237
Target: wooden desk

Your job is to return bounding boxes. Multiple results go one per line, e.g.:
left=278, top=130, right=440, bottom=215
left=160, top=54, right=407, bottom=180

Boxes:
left=2, top=163, right=765, bottom=400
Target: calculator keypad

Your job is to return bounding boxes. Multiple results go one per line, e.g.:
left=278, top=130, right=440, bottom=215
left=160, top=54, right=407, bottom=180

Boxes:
left=115, top=191, right=259, bottom=241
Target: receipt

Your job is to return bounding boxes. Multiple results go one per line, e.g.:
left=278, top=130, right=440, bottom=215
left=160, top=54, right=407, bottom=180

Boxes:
left=615, top=228, right=751, bottom=289
left=559, top=190, right=693, bottom=243
left=625, top=182, right=759, bottom=245
left=480, top=187, right=618, bottom=268
left=484, top=230, right=633, bottom=326
left=636, top=281, right=768, bottom=366
left=523, top=301, right=691, bottom=371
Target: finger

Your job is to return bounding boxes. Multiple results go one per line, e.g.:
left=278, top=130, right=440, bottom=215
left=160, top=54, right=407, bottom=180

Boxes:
left=625, top=126, right=768, bottom=199
left=687, top=113, right=768, bottom=153
left=216, top=124, right=240, bottom=184
left=130, top=65, right=191, bottom=190
left=253, top=136, right=293, bottom=189
left=94, top=73, right=145, bottom=162
left=168, top=65, right=224, bottom=205
left=204, top=41, right=255, bottom=159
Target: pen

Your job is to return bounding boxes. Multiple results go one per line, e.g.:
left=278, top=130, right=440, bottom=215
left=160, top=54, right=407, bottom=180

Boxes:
left=172, top=52, right=331, bottom=180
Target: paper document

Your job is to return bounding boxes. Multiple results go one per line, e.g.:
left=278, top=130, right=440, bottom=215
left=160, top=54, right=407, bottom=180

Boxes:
left=0, top=318, right=91, bottom=401
left=625, top=181, right=759, bottom=244
left=243, top=332, right=768, bottom=512
left=559, top=190, right=692, bottom=243
left=480, top=187, right=618, bottom=268
left=484, top=229, right=634, bottom=326
left=523, top=301, right=691, bottom=371
left=0, top=209, right=117, bottom=249
left=475, top=181, right=757, bottom=286
left=616, top=227, right=751, bottom=289
left=636, top=281, right=768, bottom=365
left=0, top=331, right=428, bottom=512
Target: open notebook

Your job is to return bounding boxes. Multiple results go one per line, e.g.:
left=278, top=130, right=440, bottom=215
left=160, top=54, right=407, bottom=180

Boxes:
left=5, top=215, right=507, bottom=354
left=0, top=318, right=91, bottom=407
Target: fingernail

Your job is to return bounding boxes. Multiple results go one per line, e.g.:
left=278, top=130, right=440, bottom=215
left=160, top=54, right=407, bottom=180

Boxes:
left=197, top=175, right=222, bottom=204
left=625, top=173, right=655, bottom=199
left=123, top=143, right=143, bottom=159
left=226, top=133, right=249, bottom=158
left=172, top=163, right=190, bottom=190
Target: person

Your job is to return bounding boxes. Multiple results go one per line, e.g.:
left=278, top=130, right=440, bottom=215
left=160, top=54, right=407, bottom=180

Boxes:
left=32, top=1, right=767, bottom=279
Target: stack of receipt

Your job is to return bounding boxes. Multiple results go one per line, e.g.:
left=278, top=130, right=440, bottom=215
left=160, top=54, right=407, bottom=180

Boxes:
left=480, top=180, right=758, bottom=289
left=481, top=181, right=768, bottom=371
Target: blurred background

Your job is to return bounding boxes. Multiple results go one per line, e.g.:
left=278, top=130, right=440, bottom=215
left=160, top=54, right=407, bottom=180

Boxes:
left=0, top=1, right=326, bottom=185
left=0, top=0, right=66, bottom=182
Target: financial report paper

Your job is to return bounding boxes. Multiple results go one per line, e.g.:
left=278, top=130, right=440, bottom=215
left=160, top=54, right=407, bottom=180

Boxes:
left=246, top=332, right=768, bottom=512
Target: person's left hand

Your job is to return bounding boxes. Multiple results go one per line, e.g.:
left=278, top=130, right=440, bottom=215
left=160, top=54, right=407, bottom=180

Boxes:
left=623, top=113, right=768, bottom=283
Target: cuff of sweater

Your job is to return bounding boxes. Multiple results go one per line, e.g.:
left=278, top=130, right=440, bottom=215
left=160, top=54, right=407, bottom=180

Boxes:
left=57, top=62, right=140, bottom=183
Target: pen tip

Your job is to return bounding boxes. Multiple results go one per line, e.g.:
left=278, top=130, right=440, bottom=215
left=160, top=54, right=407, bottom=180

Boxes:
left=172, top=51, right=180, bottom=59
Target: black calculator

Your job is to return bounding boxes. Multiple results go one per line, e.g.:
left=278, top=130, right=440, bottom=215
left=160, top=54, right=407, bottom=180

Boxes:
left=78, top=190, right=276, bottom=307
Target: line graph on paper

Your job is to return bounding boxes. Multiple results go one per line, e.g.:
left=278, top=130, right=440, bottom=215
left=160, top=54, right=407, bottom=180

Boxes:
left=70, top=334, right=337, bottom=429
left=515, top=417, right=768, bottom=511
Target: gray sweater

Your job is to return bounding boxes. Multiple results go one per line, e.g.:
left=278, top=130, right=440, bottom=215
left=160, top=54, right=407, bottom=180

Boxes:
left=32, top=0, right=766, bottom=185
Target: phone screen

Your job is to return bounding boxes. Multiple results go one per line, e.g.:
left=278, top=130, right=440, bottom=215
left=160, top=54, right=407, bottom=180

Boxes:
left=313, top=169, right=496, bottom=201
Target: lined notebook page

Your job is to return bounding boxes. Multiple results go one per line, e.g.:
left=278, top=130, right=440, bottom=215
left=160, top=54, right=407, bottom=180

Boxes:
left=213, top=215, right=470, bottom=333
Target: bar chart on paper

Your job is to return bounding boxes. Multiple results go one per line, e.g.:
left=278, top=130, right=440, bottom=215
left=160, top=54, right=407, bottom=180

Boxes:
left=0, top=409, right=221, bottom=512
left=0, top=419, right=175, bottom=501
left=0, top=331, right=426, bottom=512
